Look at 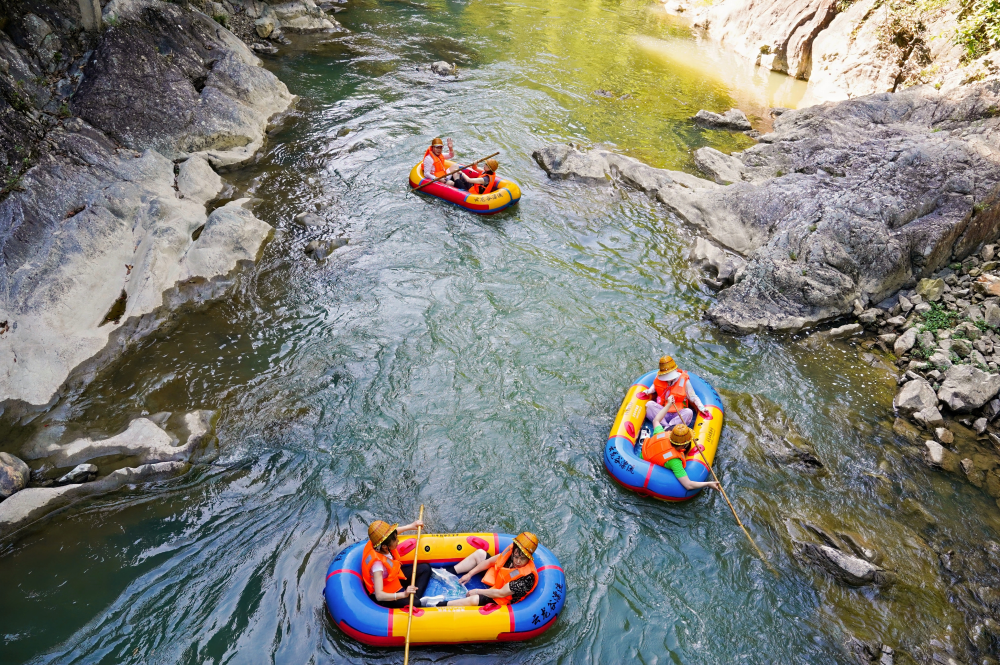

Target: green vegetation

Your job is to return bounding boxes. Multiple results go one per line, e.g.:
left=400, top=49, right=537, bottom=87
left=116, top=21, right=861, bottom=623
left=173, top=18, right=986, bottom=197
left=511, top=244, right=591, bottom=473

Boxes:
left=919, top=302, right=960, bottom=333
left=759, top=44, right=771, bottom=55
left=213, top=13, right=228, bottom=27
left=956, top=0, right=1000, bottom=61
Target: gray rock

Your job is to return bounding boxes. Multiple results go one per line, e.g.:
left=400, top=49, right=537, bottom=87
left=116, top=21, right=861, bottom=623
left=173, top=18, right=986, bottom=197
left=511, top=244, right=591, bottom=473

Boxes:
left=879, top=332, right=898, bottom=345
left=693, top=108, right=752, bottom=131
left=913, top=405, right=944, bottom=428
left=934, top=427, right=954, bottom=444
left=693, top=147, right=745, bottom=184
left=894, top=328, right=917, bottom=355
left=797, top=541, right=890, bottom=586
left=925, top=440, right=947, bottom=466
left=255, top=16, right=277, bottom=38
left=928, top=350, right=953, bottom=371
left=293, top=212, right=326, bottom=227
left=690, top=237, right=746, bottom=286
left=898, top=295, right=913, bottom=312
left=975, top=417, right=989, bottom=433
left=270, top=0, right=339, bottom=32
left=304, top=238, right=349, bottom=260
left=430, top=61, right=456, bottom=76
left=893, top=378, right=938, bottom=416
left=917, top=330, right=936, bottom=349
left=0, top=462, right=187, bottom=540
left=251, top=42, right=279, bottom=55
left=937, top=365, right=1000, bottom=412
left=951, top=338, right=972, bottom=358
left=177, top=155, right=224, bottom=205
left=55, top=463, right=98, bottom=485
left=0, top=453, right=30, bottom=500
left=885, top=315, right=906, bottom=327
left=985, top=302, right=1000, bottom=328
left=916, top=277, right=945, bottom=302
left=23, top=412, right=216, bottom=468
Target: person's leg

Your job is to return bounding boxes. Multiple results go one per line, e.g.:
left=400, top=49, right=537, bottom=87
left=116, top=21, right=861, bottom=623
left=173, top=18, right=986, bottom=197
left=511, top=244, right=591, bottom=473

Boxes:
left=453, top=549, right=487, bottom=574
left=645, top=400, right=660, bottom=423
left=444, top=594, right=481, bottom=607
left=680, top=408, right=694, bottom=426
left=398, top=563, right=432, bottom=600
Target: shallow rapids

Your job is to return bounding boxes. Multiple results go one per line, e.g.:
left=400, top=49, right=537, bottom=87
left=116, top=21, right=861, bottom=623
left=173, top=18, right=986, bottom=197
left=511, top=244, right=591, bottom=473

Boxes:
left=3, top=0, right=1000, bottom=663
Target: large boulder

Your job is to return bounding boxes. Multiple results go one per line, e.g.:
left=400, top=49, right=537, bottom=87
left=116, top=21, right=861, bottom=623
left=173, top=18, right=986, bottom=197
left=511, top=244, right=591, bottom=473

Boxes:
left=893, top=378, right=938, bottom=417
left=937, top=365, right=1000, bottom=412
left=270, top=0, right=339, bottom=32
left=0, top=453, right=30, bottom=500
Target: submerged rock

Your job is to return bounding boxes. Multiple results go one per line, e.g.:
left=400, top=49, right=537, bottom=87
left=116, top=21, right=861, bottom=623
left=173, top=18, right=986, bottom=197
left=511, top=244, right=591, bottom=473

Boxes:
left=304, top=238, right=348, bottom=260
left=0, top=453, right=30, bottom=500
left=692, top=109, right=752, bottom=131
left=55, top=464, right=98, bottom=485
left=0, top=462, right=187, bottom=539
left=797, top=541, right=891, bottom=586
left=431, top=61, right=456, bottom=76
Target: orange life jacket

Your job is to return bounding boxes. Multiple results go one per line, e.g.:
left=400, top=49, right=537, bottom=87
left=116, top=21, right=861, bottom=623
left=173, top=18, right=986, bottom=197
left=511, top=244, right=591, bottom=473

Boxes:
left=652, top=370, right=690, bottom=412
left=361, top=541, right=406, bottom=595
left=470, top=173, right=497, bottom=195
left=641, top=430, right=690, bottom=468
left=423, top=147, right=448, bottom=178
left=482, top=545, right=538, bottom=606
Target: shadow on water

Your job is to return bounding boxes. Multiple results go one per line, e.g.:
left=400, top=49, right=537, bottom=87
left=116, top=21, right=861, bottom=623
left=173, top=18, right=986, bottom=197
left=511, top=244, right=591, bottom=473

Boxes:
left=2, top=0, right=1000, bottom=664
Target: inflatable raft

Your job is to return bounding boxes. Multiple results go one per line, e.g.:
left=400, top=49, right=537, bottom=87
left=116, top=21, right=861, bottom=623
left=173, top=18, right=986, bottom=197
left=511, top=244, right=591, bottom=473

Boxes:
left=325, top=532, right=566, bottom=645
left=408, top=161, right=521, bottom=214
left=604, top=370, right=724, bottom=501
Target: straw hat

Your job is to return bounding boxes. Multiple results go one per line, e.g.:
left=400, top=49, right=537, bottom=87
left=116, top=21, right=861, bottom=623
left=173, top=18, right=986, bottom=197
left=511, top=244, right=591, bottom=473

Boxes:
left=368, top=520, right=398, bottom=548
left=670, top=424, right=693, bottom=446
left=484, top=158, right=499, bottom=173
left=431, top=137, right=444, bottom=147
left=513, top=532, right=539, bottom=560
left=657, top=355, right=680, bottom=381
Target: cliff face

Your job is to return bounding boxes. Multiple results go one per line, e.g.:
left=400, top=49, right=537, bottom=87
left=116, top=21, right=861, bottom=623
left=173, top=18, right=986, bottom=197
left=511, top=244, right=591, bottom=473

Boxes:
left=0, top=1, right=293, bottom=407
left=663, top=0, right=971, bottom=106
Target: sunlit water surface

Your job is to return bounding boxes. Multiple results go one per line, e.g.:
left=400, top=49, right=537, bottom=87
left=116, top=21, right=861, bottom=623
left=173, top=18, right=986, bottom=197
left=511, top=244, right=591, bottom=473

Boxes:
left=3, top=1, right=999, bottom=663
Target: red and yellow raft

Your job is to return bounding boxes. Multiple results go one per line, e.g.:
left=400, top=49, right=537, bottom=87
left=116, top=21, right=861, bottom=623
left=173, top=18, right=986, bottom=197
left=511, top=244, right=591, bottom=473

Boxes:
left=408, top=161, right=521, bottom=214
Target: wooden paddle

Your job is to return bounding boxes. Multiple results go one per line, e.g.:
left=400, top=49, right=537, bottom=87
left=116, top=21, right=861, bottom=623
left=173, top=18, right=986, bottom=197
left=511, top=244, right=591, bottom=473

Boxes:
left=409, top=152, right=500, bottom=195
left=402, top=504, right=425, bottom=665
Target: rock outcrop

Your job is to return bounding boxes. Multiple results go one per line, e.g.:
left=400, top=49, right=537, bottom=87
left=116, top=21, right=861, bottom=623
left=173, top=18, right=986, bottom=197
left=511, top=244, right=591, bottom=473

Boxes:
left=0, top=452, right=30, bottom=500
left=0, top=461, right=186, bottom=539
left=535, top=73, right=1000, bottom=333
left=0, top=2, right=290, bottom=407
left=797, top=541, right=891, bottom=586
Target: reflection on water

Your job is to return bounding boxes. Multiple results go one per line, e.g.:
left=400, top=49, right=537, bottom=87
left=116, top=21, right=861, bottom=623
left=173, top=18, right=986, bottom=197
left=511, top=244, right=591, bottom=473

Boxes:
left=2, top=0, right=999, bottom=664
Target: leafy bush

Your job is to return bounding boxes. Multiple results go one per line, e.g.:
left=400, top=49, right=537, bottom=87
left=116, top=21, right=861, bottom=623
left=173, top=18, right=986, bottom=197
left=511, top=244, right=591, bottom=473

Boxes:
left=956, top=0, right=1000, bottom=62
left=919, top=302, right=959, bottom=332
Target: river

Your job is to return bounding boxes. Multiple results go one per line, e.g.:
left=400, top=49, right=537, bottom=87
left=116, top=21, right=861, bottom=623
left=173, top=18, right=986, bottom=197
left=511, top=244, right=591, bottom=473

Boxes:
left=3, top=0, right=1000, bottom=663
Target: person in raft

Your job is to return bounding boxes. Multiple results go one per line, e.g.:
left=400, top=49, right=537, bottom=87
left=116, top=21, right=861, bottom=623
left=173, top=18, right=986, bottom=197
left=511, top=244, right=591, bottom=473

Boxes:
left=423, top=137, right=456, bottom=181
left=637, top=355, right=711, bottom=428
left=449, top=158, right=501, bottom=194
left=428, top=532, right=539, bottom=607
left=362, top=519, right=430, bottom=608
left=642, top=405, right=721, bottom=492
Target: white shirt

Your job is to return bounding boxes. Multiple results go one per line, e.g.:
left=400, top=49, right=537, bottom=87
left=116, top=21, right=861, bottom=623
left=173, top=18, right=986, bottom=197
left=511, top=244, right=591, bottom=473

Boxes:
left=371, top=551, right=392, bottom=577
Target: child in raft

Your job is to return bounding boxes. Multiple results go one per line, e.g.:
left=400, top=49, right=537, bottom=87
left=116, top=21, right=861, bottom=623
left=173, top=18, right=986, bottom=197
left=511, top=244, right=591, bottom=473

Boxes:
left=361, top=519, right=431, bottom=608
left=425, top=532, right=540, bottom=607
left=641, top=404, right=721, bottom=492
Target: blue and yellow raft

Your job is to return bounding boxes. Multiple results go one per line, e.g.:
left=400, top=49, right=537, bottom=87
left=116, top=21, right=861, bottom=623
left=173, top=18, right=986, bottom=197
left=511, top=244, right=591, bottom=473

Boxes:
left=604, top=370, right=725, bottom=501
left=325, top=532, right=566, bottom=645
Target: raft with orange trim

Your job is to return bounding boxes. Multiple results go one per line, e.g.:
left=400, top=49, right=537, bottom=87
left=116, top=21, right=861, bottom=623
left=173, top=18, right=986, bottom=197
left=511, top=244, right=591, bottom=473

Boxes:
left=325, top=532, right=565, bottom=645
left=408, top=161, right=521, bottom=214
left=604, top=370, right=724, bottom=501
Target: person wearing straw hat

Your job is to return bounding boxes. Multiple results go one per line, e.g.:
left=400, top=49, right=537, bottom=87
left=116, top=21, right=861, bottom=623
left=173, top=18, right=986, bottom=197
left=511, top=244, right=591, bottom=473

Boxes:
left=638, top=355, right=710, bottom=429
left=642, top=404, right=720, bottom=491
left=449, top=158, right=501, bottom=194
left=430, top=532, right=540, bottom=607
left=361, top=518, right=430, bottom=608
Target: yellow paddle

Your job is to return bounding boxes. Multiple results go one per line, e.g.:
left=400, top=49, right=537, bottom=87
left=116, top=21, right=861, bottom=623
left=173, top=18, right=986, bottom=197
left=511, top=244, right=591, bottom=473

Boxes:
left=403, top=504, right=424, bottom=665
left=409, top=152, right=500, bottom=195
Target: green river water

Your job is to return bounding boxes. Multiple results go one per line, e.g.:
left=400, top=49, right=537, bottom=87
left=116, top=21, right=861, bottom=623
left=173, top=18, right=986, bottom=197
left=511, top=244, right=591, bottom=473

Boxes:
left=3, top=0, right=1000, bottom=662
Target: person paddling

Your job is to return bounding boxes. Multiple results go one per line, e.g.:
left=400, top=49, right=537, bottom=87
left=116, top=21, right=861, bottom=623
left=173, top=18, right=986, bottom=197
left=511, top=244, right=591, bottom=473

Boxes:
left=362, top=519, right=430, bottom=608
left=637, top=355, right=710, bottom=428
left=429, top=532, right=539, bottom=607
left=423, top=137, right=456, bottom=181
left=642, top=405, right=720, bottom=492
left=451, top=158, right=500, bottom=194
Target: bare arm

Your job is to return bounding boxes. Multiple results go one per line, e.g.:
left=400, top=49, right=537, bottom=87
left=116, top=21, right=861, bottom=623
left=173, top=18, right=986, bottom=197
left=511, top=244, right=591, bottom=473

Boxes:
left=472, top=582, right=511, bottom=599
left=373, top=570, right=417, bottom=602
left=678, top=475, right=719, bottom=491
left=686, top=381, right=705, bottom=413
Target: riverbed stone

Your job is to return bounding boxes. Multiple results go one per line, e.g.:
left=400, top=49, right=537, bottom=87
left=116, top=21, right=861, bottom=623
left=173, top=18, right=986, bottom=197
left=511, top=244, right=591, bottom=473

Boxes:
left=937, top=365, right=1000, bottom=412
left=692, top=108, right=752, bottom=131
left=893, top=378, right=938, bottom=417
left=985, top=302, right=1000, bottom=328
left=55, top=463, right=98, bottom=485
left=928, top=350, right=953, bottom=371
left=913, top=406, right=944, bottom=428
left=950, top=338, right=973, bottom=358
left=23, top=412, right=217, bottom=468
left=0, top=462, right=187, bottom=539
left=797, top=541, right=890, bottom=586
left=270, top=0, right=338, bottom=32
left=916, top=278, right=945, bottom=302
left=693, top=147, right=744, bottom=184
left=894, top=328, right=917, bottom=356
left=0, top=453, right=30, bottom=500
left=934, top=427, right=954, bottom=444
left=431, top=61, right=456, bottom=76
left=304, top=238, right=348, bottom=261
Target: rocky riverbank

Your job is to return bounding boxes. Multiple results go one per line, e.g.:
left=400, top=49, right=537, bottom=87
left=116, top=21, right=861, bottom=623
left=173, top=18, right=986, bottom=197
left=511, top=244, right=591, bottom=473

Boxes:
left=0, top=0, right=313, bottom=538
